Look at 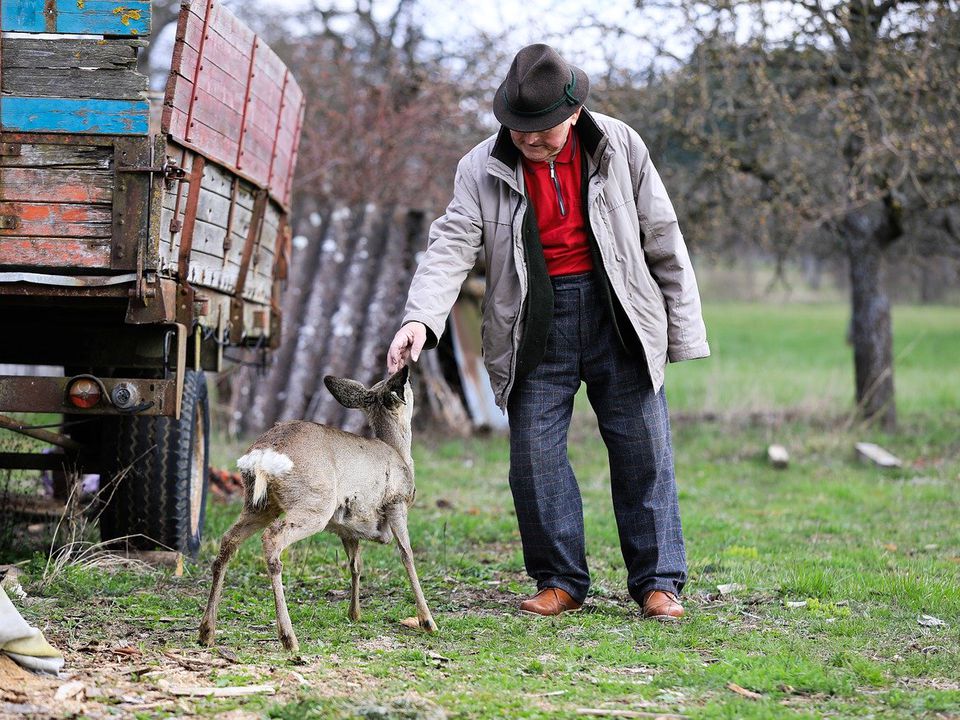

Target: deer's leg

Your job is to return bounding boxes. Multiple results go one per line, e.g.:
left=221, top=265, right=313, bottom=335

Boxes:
left=261, top=514, right=329, bottom=652
left=199, top=510, right=272, bottom=646
left=387, top=505, right=438, bottom=633
left=341, top=537, right=363, bottom=622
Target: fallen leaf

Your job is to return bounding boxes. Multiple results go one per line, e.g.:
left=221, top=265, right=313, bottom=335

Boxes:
left=111, top=646, right=141, bottom=658
left=426, top=651, right=451, bottom=664
left=717, top=583, right=741, bottom=596
left=727, top=682, right=762, bottom=700
left=784, top=600, right=807, bottom=608
left=918, top=614, right=946, bottom=627
left=54, top=681, right=86, bottom=702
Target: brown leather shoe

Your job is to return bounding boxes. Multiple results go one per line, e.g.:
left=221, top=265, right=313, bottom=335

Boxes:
left=519, top=587, right=582, bottom=616
left=641, top=590, right=684, bottom=620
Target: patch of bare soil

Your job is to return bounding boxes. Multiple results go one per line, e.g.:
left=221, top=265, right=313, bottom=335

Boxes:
left=0, top=639, right=385, bottom=719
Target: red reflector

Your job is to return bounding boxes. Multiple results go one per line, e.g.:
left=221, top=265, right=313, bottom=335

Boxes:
left=67, top=378, right=101, bottom=409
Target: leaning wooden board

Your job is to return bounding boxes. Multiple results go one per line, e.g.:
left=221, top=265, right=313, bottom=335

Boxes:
left=0, top=0, right=304, bottom=350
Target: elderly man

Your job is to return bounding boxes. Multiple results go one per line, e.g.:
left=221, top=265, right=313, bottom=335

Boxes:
left=387, top=44, right=709, bottom=620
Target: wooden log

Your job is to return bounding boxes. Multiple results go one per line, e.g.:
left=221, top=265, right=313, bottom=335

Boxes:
left=855, top=442, right=903, bottom=468
left=0, top=491, right=64, bottom=520
left=288, top=207, right=366, bottom=423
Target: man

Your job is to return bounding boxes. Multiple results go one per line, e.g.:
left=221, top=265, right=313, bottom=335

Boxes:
left=387, top=44, right=709, bottom=620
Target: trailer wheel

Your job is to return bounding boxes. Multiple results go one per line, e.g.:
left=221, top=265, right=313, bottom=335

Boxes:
left=99, top=370, right=210, bottom=557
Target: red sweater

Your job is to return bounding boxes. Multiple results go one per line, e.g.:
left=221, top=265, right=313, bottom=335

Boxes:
left=521, top=128, right=593, bottom=276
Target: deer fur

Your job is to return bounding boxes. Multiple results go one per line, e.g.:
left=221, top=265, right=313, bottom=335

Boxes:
left=198, top=366, right=436, bottom=652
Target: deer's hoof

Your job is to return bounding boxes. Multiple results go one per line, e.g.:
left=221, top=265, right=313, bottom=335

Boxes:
left=198, top=625, right=215, bottom=647
left=421, top=617, right=438, bottom=633
left=280, top=634, right=300, bottom=653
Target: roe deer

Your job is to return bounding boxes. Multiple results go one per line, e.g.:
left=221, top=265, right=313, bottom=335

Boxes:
left=198, top=366, right=436, bottom=652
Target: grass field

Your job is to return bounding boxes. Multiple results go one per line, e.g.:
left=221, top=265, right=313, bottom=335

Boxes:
left=3, top=301, right=959, bottom=719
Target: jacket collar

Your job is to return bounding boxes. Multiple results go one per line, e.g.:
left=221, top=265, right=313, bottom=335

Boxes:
left=487, top=107, right=609, bottom=189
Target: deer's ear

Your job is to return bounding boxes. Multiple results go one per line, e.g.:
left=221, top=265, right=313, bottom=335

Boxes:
left=324, top=376, right=369, bottom=409
left=385, top=366, right=409, bottom=401
left=383, top=365, right=410, bottom=405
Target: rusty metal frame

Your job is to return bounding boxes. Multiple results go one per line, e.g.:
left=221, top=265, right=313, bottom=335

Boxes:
left=284, top=97, right=306, bottom=206
left=184, top=0, right=216, bottom=145
left=177, top=154, right=205, bottom=283
left=235, top=33, right=259, bottom=172
left=222, top=176, right=239, bottom=261
left=229, top=188, right=268, bottom=343
left=0, top=413, right=81, bottom=451
left=266, top=68, right=290, bottom=191
left=112, top=136, right=153, bottom=272
left=0, top=375, right=179, bottom=416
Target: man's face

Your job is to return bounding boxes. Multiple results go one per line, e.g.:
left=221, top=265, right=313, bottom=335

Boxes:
left=509, top=108, right=582, bottom=163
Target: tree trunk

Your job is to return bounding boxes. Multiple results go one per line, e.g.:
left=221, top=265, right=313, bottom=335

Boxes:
left=844, top=205, right=897, bottom=430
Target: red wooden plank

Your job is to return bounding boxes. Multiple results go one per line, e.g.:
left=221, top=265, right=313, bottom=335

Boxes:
left=235, top=34, right=259, bottom=170
left=252, top=43, right=287, bottom=87
left=284, top=99, right=305, bottom=206
left=161, top=0, right=304, bottom=209
left=167, top=77, right=241, bottom=167
left=0, top=202, right=111, bottom=238
left=0, top=167, right=112, bottom=204
left=207, top=2, right=255, bottom=56
left=0, top=237, right=112, bottom=267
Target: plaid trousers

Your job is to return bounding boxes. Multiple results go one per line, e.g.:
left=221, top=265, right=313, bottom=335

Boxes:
left=507, top=271, right=687, bottom=605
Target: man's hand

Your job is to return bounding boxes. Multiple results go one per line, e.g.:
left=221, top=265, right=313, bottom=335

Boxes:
left=387, top=322, right=427, bottom=373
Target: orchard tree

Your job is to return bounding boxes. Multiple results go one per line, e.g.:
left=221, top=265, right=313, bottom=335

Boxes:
left=609, top=0, right=960, bottom=428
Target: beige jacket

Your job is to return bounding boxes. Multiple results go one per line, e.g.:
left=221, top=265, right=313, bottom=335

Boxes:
left=403, top=110, right=709, bottom=409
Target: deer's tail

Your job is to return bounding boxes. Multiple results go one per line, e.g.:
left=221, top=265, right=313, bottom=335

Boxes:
left=236, top=448, right=294, bottom=509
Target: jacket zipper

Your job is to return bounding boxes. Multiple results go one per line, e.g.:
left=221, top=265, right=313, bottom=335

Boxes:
left=548, top=161, right=567, bottom=217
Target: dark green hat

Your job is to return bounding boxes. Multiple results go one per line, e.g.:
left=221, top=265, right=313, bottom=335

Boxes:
left=493, top=44, right=590, bottom=132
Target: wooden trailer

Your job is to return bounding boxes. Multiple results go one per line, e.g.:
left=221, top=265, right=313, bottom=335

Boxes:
left=0, top=0, right=305, bottom=555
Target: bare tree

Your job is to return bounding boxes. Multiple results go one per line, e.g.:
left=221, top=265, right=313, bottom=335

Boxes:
left=600, top=0, right=960, bottom=429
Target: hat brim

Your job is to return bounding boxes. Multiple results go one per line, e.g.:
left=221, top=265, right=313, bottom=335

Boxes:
left=492, top=65, right=590, bottom=133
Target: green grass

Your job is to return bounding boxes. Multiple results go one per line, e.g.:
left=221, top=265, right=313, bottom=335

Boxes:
left=667, top=302, right=960, bottom=416
left=5, top=301, right=960, bottom=719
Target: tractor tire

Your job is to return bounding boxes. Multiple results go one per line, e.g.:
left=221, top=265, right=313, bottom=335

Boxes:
left=99, top=370, right=210, bottom=557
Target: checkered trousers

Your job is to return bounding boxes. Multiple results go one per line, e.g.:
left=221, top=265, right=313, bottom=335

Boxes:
left=507, top=271, right=687, bottom=605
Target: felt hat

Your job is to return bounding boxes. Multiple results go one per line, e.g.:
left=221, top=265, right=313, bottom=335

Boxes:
left=493, top=44, right=590, bottom=132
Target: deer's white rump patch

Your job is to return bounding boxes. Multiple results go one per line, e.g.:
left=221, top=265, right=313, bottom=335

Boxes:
left=238, top=448, right=294, bottom=476
left=238, top=449, right=294, bottom=508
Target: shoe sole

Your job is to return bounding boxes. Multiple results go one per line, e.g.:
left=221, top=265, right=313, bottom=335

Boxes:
left=519, top=607, right=582, bottom=617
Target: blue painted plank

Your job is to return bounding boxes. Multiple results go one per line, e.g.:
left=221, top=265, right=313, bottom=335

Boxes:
left=1, top=97, right=149, bottom=135
left=1, top=0, right=151, bottom=36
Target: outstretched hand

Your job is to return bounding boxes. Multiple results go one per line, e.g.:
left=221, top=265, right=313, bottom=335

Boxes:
left=387, top=322, right=427, bottom=373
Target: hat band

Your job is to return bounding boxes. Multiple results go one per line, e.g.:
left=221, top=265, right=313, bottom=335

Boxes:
left=502, top=70, right=579, bottom=118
